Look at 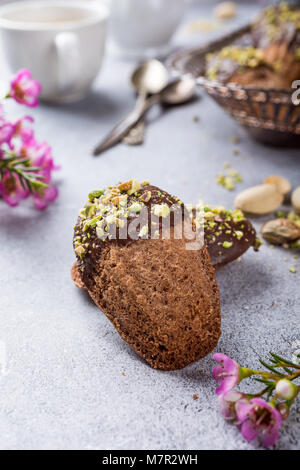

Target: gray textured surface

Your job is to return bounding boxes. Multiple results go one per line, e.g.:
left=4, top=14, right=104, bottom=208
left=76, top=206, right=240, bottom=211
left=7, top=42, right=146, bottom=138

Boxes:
left=0, top=1, right=299, bottom=450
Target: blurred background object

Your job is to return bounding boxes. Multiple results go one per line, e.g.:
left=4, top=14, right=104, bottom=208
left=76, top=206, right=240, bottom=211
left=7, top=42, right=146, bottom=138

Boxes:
left=109, top=0, right=189, bottom=59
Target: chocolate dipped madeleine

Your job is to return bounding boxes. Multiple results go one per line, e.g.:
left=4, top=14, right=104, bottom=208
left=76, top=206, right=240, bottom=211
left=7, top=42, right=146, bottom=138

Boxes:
left=252, top=4, right=300, bottom=84
left=73, top=180, right=221, bottom=370
left=206, top=45, right=298, bottom=89
left=252, top=4, right=300, bottom=52
left=206, top=4, right=300, bottom=90
left=72, top=181, right=258, bottom=369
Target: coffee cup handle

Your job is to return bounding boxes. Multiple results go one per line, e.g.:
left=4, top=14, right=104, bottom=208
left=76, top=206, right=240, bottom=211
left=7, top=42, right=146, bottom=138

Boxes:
left=54, top=32, right=81, bottom=93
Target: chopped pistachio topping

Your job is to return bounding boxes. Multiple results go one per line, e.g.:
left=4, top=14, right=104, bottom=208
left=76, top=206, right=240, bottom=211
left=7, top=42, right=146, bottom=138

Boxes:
left=206, top=46, right=266, bottom=81
left=128, top=179, right=141, bottom=195
left=235, top=230, right=244, bottom=240
left=223, top=241, right=233, bottom=249
left=188, top=202, right=247, bottom=244
left=129, top=202, right=142, bottom=213
left=258, top=4, right=300, bottom=44
left=153, top=204, right=170, bottom=218
left=75, top=245, right=86, bottom=258
left=88, top=190, right=104, bottom=200
left=75, top=179, right=151, bottom=250
left=139, top=225, right=149, bottom=237
left=118, top=180, right=132, bottom=192
left=140, top=191, right=152, bottom=203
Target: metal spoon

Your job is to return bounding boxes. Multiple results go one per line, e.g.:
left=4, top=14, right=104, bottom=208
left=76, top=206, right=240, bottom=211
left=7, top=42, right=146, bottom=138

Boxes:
left=131, top=59, right=168, bottom=97
left=93, top=77, right=196, bottom=156
left=122, top=59, right=168, bottom=146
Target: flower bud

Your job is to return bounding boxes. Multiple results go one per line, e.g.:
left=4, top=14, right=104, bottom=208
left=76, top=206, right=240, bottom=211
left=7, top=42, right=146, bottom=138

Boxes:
left=275, top=379, right=298, bottom=400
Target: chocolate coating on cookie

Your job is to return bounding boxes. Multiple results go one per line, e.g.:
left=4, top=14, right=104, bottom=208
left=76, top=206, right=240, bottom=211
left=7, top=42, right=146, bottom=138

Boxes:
left=73, top=181, right=257, bottom=283
left=73, top=181, right=184, bottom=290
left=190, top=204, right=257, bottom=269
left=205, top=215, right=257, bottom=269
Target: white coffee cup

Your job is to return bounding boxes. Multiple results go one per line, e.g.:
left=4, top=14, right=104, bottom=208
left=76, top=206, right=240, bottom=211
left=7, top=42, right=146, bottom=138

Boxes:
left=0, top=1, right=109, bottom=103
left=110, top=0, right=188, bottom=58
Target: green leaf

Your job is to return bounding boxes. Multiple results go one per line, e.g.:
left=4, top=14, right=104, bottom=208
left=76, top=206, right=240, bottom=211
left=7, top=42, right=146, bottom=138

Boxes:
left=259, top=359, right=284, bottom=375
left=254, top=377, right=274, bottom=385
left=0, top=151, right=49, bottom=195
left=270, top=353, right=300, bottom=368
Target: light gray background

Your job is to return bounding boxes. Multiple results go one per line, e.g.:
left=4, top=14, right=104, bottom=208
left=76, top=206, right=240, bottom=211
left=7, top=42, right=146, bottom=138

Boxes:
left=0, top=1, right=299, bottom=450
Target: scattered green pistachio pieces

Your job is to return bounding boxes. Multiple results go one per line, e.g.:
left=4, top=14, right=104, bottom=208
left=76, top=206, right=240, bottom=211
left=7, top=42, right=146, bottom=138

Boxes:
left=217, top=164, right=243, bottom=191
left=85, top=204, right=97, bottom=218
left=259, top=4, right=300, bottom=44
left=289, top=267, right=296, bottom=274
left=217, top=174, right=234, bottom=190
left=153, top=204, right=170, bottom=218
left=223, top=241, right=233, bottom=248
left=88, top=190, right=104, bottom=200
left=287, top=211, right=300, bottom=228
left=139, top=225, right=149, bottom=237
left=128, top=179, right=141, bottom=195
left=96, top=225, right=106, bottom=239
left=235, top=230, right=244, bottom=240
left=290, top=241, right=300, bottom=249
left=230, top=136, right=240, bottom=144
left=75, top=245, right=86, bottom=258
left=140, top=191, right=151, bottom=203
left=129, top=202, right=142, bottom=213
left=253, top=238, right=263, bottom=252
left=118, top=180, right=132, bottom=192
left=83, top=216, right=102, bottom=231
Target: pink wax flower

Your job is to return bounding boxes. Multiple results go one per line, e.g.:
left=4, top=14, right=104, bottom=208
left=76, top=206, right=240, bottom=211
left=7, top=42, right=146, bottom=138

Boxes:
left=212, top=353, right=242, bottom=396
left=0, top=120, right=14, bottom=147
left=236, top=398, right=282, bottom=448
left=13, top=116, right=34, bottom=144
left=0, top=171, right=28, bottom=207
left=0, top=69, right=59, bottom=210
left=33, top=185, right=58, bottom=211
left=219, top=390, right=247, bottom=421
left=21, top=139, right=59, bottom=210
left=10, top=69, right=41, bottom=107
left=213, top=353, right=255, bottom=396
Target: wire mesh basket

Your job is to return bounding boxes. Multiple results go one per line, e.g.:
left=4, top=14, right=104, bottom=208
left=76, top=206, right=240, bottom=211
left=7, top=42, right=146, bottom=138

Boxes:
left=167, top=25, right=300, bottom=147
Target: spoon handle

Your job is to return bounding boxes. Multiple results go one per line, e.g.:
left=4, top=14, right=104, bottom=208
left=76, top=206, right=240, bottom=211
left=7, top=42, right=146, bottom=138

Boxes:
left=93, top=94, right=159, bottom=156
